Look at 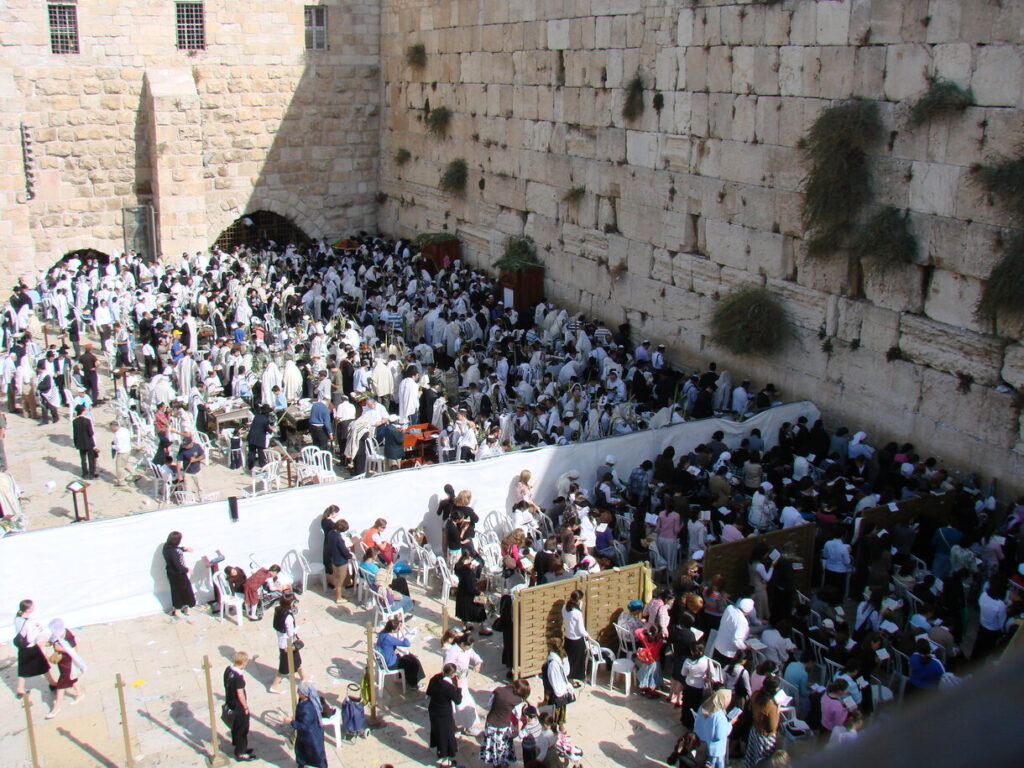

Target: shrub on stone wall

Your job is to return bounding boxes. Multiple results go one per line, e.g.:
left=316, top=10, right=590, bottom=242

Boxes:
left=801, top=99, right=883, bottom=256
left=972, top=146, right=1024, bottom=317
left=710, top=285, right=792, bottom=356
left=622, top=72, right=645, bottom=122
left=439, top=158, right=468, bottom=195
left=394, top=148, right=411, bottom=165
left=854, top=206, right=918, bottom=268
left=908, top=79, right=974, bottom=127
left=426, top=106, right=452, bottom=137
left=562, top=186, right=586, bottom=204
left=405, top=43, right=427, bottom=69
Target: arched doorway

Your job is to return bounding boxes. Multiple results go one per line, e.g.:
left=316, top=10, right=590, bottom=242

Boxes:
left=213, top=211, right=311, bottom=252
left=58, top=248, right=111, bottom=268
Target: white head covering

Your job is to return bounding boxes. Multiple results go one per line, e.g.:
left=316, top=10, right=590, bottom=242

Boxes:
left=48, top=618, right=88, bottom=673
left=851, top=431, right=867, bottom=445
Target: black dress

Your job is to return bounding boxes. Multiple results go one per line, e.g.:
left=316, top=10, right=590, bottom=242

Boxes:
left=163, top=544, right=196, bottom=611
left=14, top=618, right=51, bottom=678
left=321, top=517, right=335, bottom=576
left=454, top=561, right=485, bottom=625
left=426, top=673, right=462, bottom=759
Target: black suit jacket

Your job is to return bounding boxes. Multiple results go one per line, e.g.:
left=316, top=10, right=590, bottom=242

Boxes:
left=72, top=415, right=96, bottom=451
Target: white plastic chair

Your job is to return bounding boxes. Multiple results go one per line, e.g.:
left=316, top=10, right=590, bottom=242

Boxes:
left=365, top=436, right=386, bottom=475
left=614, top=623, right=638, bottom=658
left=417, top=547, right=438, bottom=588
left=173, top=490, right=197, bottom=506
left=322, top=704, right=342, bottom=746
left=609, top=658, right=635, bottom=694
left=374, top=593, right=405, bottom=629
left=482, top=510, right=511, bottom=538
left=213, top=571, right=243, bottom=626
left=373, top=648, right=405, bottom=696
left=586, top=638, right=615, bottom=686
left=194, top=431, right=214, bottom=465
left=149, top=462, right=171, bottom=504
left=434, top=557, right=456, bottom=602
left=355, top=566, right=376, bottom=608
left=298, top=551, right=328, bottom=593
left=251, top=459, right=281, bottom=495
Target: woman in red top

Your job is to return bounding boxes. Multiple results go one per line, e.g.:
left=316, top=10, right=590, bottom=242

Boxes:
left=633, top=626, right=664, bottom=697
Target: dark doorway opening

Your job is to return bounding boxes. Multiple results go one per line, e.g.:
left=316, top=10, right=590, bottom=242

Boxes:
left=213, top=210, right=311, bottom=252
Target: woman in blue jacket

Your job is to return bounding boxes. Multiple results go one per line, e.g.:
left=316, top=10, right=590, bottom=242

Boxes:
left=291, top=681, right=328, bottom=768
left=694, top=688, right=734, bottom=768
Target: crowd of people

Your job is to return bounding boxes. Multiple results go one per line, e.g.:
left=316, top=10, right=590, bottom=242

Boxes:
left=1, top=234, right=792, bottom=509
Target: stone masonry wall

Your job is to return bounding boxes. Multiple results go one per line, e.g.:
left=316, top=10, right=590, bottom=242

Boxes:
left=0, top=0, right=380, bottom=280
left=378, top=0, right=1024, bottom=488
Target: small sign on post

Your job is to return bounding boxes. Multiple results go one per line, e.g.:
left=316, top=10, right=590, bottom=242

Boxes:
left=65, top=480, right=91, bottom=522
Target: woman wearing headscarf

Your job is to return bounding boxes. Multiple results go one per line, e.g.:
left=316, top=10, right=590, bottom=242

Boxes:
left=291, top=680, right=328, bottom=768
left=45, top=618, right=87, bottom=718
left=694, top=687, right=734, bottom=768
left=162, top=531, right=196, bottom=617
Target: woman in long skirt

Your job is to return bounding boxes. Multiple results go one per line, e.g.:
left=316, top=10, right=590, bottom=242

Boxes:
left=427, top=665, right=463, bottom=767
left=560, top=590, right=589, bottom=684
left=14, top=599, right=56, bottom=698
left=443, top=631, right=484, bottom=733
left=291, top=682, right=328, bottom=768
left=45, top=618, right=87, bottom=718
left=480, top=679, right=530, bottom=768
left=162, top=531, right=196, bottom=616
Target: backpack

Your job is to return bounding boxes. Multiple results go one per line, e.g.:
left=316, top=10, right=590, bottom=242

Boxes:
left=38, top=375, right=52, bottom=395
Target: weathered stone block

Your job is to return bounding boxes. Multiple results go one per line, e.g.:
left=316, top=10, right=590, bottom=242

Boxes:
left=863, top=262, right=924, bottom=313
left=547, top=19, right=570, bottom=51
left=924, top=269, right=992, bottom=334
left=1001, top=345, right=1024, bottom=390
left=972, top=45, right=1024, bottom=107
left=908, top=162, right=961, bottom=217
left=884, top=44, right=930, bottom=101
left=899, top=314, right=1006, bottom=385
left=816, top=0, right=851, bottom=45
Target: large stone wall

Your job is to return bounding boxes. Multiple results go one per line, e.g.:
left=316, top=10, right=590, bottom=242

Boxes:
left=0, top=0, right=380, bottom=279
left=377, top=0, right=1024, bottom=487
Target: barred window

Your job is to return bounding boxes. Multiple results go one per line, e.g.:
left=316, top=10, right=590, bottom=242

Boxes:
left=304, top=6, right=328, bottom=51
left=47, top=3, right=80, bottom=55
left=175, top=2, right=205, bottom=51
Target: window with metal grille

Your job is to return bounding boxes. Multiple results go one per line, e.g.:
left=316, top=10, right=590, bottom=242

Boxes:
left=304, top=6, right=328, bottom=51
left=175, top=2, right=205, bottom=51
left=47, top=3, right=80, bottom=55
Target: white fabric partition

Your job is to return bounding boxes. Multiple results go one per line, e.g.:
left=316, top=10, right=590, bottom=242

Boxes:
left=0, top=402, right=818, bottom=632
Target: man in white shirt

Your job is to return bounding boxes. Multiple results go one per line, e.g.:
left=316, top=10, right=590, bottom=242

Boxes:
left=110, top=421, right=134, bottom=487
left=712, top=597, right=754, bottom=663
left=822, top=534, right=852, bottom=596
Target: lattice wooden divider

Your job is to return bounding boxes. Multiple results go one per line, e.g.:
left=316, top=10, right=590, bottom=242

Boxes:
left=702, top=524, right=817, bottom=599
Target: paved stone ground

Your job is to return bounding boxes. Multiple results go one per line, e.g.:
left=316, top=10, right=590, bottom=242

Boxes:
left=0, top=577, right=724, bottom=768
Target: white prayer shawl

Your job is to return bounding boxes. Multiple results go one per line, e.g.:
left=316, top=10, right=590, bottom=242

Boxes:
left=431, top=397, right=448, bottom=430
left=369, top=360, right=394, bottom=400
left=712, top=370, right=732, bottom=411
left=48, top=619, right=87, bottom=674
left=396, top=376, right=420, bottom=421
left=261, top=362, right=284, bottom=406
left=344, top=412, right=376, bottom=460
left=184, top=317, right=198, bottom=352
left=175, top=355, right=197, bottom=395
left=282, top=361, right=303, bottom=401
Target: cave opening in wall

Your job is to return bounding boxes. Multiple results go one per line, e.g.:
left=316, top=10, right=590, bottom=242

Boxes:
left=213, top=211, right=311, bottom=252
left=58, top=248, right=111, bottom=268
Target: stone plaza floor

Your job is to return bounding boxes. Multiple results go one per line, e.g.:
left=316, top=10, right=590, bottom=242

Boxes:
left=1, top=576, right=695, bottom=768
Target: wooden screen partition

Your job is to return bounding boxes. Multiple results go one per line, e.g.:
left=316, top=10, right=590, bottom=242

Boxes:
left=860, top=493, right=954, bottom=530
left=702, top=525, right=817, bottom=599
left=512, top=563, right=649, bottom=678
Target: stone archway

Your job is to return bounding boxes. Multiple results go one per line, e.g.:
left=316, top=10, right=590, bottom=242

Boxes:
left=213, top=210, right=311, bottom=252
left=58, top=248, right=112, bottom=267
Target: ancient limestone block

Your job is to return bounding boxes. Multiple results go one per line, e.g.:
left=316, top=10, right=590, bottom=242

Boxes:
left=884, top=44, right=930, bottom=101
left=917, top=367, right=1017, bottom=447
left=688, top=254, right=722, bottom=297
left=677, top=8, right=695, bottom=47
left=816, top=0, right=851, bottom=46
left=818, top=46, right=855, bottom=99
left=923, top=269, right=992, bottom=335
left=706, top=47, right=733, bottom=93
left=789, top=1, right=818, bottom=46
left=663, top=283, right=702, bottom=322
left=705, top=219, right=749, bottom=271
left=931, top=43, right=972, bottom=86
left=972, top=45, right=1024, bottom=107
left=899, top=314, right=1006, bottom=385
left=779, top=47, right=804, bottom=97
left=1001, top=345, right=1024, bottom=390
left=908, top=162, right=961, bottom=217
left=547, top=19, right=570, bottom=51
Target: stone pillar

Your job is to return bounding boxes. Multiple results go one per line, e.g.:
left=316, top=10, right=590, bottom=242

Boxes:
left=0, top=70, right=35, bottom=284
left=144, top=69, right=206, bottom=259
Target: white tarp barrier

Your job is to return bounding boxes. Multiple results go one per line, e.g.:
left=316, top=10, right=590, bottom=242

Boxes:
left=0, top=402, right=818, bottom=632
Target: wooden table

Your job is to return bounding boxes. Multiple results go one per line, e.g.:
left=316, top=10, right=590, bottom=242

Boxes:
left=210, top=407, right=253, bottom=431
left=401, top=423, right=440, bottom=466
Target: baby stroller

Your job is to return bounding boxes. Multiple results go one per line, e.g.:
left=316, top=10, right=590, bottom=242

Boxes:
left=341, top=683, right=369, bottom=741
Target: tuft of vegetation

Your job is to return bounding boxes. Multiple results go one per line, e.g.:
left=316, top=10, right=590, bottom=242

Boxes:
left=393, top=148, right=411, bottom=166
left=652, top=92, right=665, bottom=112
left=375, top=192, right=388, bottom=205
left=425, top=106, right=452, bottom=137
left=562, top=186, right=586, bottom=204
left=972, top=146, right=1024, bottom=219
left=405, top=43, right=427, bottom=69
left=854, top=206, right=918, bottom=268
left=710, top=285, right=792, bottom=356
left=801, top=99, right=883, bottom=256
left=414, top=232, right=458, bottom=246
left=495, top=235, right=541, bottom=273
left=438, top=158, right=468, bottom=195
left=978, top=231, right=1024, bottom=318
left=909, top=79, right=974, bottom=127
left=622, top=72, right=645, bottom=122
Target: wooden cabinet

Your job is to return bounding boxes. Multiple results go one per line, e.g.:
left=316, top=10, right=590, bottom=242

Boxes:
left=499, top=266, right=545, bottom=312
left=420, top=239, right=460, bottom=273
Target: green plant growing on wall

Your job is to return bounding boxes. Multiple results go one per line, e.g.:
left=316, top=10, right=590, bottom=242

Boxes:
left=495, top=235, right=541, bottom=273
left=439, top=158, right=468, bottom=195
left=405, top=43, right=427, bottom=69
left=978, top=232, right=1024, bottom=318
left=622, top=72, right=645, bottom=122
left=394, top=148, right=411, bottom=166
left=972, top=146, right=1024, bottom=317
left=908, top=79, right=974, bottom=127
left=426, top=106, right=452, bottom=137
left=710, top=285, right=792, bottom=356
left=854, top=206, right=918, bottom=268
left=562, top=186, right=586, bottom=204
left=801, top=99, right=883, bottom=256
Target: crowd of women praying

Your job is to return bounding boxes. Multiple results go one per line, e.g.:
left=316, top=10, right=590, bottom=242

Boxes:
left=2, top=233, right=787, bottom=505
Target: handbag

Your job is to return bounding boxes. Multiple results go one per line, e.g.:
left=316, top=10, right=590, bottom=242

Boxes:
left=552, top=689, right=576, bottom=707
left=13, top=632, right=28, bottom=650
left=48, top=649, right=64, bottom=665
left=636, top=646, right=656, bottom=665
left=291, top=637, right=305, bottom=651
left=321, top=701, right=336, bottom=718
